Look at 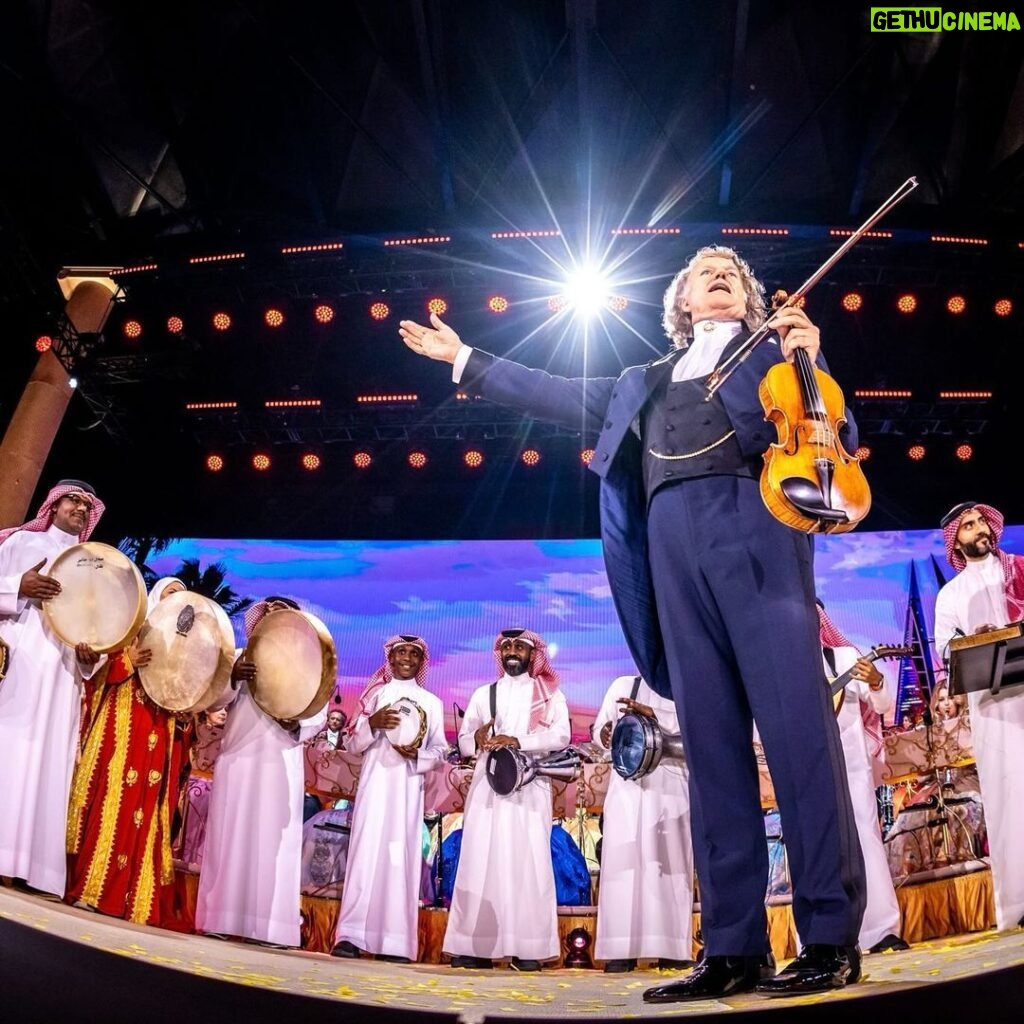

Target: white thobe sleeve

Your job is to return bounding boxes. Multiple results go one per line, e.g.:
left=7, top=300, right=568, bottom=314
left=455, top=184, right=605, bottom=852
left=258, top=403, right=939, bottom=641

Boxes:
left=297, top=705, right=328, bottom=743
left=517, top=690, right=571, bottom=754
left=346, top=693, right=380, bottom=756
left=933, top=587, right=962, bottom=663
left=0, top=539, right=31, bottom=618
left=458, top=686, right=489, bottom=758
left=593, top=678, right=626, bottom=751
left=413, top=700, right=448, bottom=776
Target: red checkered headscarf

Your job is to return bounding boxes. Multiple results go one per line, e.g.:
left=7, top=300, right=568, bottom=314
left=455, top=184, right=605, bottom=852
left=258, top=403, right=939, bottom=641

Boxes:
left=493, top=627, right=560, bottom=732
left=941, top=502, right=1024, bottom=622
left=0, top=479, right=105, bottom=547
left=243, top=595, right=299, bottom=638
left=818, top=604, right=885, bottom=773
left=347, top=634, right=429, bottom=735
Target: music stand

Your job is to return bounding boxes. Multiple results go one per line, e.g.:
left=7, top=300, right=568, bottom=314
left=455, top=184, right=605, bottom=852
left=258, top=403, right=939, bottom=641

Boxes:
left=948, top=623, right=1024, bottom=697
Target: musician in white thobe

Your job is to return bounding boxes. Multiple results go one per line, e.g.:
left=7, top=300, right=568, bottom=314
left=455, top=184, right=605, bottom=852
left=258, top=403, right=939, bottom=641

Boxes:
left=195, top=598, right=327, bottom=946
left=332, top=635, right=447, bottom=961
left=593, top=675, right=693, bottom=970
left=0, top=480, right=106, bottom=896
left=933, top=501, right=1024, bottom=931
left=443, top=628, right=570, bottom=969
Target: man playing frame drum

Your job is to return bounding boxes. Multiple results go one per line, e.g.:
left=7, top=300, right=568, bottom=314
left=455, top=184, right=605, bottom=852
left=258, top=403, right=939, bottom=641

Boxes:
left=331, top=634, right=447, bottom=962
left=443, top=628, right=570, bottom=972
left=0, top=479, right=106, bottom=897
left=594, top=674, right=694, bottom=972
left=195, top=597, right=328, bottom=947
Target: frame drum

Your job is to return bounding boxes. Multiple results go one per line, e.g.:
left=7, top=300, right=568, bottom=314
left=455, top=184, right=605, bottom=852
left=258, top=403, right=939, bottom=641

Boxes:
left=43, top=542, right=147, bottom=654
left=137, top=591, right=237, bottom=712
left=246, top=608, right=338, bottom=721
left=384, top=697, right=428, bottom=749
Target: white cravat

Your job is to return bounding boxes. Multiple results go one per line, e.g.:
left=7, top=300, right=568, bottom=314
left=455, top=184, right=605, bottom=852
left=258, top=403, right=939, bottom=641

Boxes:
left=672, top=320, right=743, bottom=381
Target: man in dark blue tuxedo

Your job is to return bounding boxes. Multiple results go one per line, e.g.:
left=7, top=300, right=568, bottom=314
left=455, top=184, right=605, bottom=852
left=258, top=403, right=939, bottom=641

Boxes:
left=400, top=246, right=866, bottom=999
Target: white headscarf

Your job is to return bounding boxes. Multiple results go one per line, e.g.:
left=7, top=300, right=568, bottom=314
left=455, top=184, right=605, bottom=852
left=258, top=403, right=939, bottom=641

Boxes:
left=147, top=576, right=185, bottom=617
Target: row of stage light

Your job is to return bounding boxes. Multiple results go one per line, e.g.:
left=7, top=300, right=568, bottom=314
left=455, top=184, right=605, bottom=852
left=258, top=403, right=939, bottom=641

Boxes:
left=200, top=440, right=983, bottom=474
left=28, top=291, right=1017, bottom=352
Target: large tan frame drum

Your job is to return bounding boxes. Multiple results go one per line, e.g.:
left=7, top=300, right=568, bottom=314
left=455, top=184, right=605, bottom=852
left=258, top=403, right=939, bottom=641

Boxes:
left=43, top=542, right=146, bottom=653
left=245, top=608, right=337, bottom=721
left=137, top=590, right=237, bottom=712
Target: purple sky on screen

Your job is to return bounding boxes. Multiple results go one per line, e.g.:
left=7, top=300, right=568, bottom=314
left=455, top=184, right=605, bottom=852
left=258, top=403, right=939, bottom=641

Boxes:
left=149, top=526, right=1022, bottom=739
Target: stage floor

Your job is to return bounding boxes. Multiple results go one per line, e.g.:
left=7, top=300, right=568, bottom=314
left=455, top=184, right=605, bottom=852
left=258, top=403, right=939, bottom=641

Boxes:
left=3, top=886, right=1024, bottom=1022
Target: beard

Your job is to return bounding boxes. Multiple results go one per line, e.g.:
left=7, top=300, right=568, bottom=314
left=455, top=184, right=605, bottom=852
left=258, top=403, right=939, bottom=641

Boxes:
left=959, top=536, right=992, bottom=560
left=502, top=654, right=530, bottom=677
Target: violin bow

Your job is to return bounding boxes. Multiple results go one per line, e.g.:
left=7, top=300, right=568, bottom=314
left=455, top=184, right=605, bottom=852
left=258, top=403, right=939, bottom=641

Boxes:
left=705, top=176, right=919, bottom=400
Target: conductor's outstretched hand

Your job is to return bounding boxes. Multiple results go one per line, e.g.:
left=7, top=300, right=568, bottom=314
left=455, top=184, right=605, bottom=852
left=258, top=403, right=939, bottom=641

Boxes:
left=399, top=313, right=463, bottom=364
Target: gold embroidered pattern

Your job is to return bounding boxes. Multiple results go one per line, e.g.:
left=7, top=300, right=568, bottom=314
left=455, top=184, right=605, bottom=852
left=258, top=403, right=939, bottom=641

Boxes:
left=648, top=429, right=736, bottom=460
left=147, top=769, right=162, bottom=786
left=130, top=803, right=161, bottom=924
left=117, top=854, right=128, bottom=870
left=133, top=809, right=144, bottom=827
left=147, top=731, right=159, bottom=752
left=126, top=768, right=138, bottom=786
left=66, top=691, right=112, bottom=853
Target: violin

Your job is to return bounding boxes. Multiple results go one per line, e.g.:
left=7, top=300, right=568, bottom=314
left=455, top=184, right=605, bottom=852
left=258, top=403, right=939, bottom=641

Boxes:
left=758, top=290, right=870, bottom=534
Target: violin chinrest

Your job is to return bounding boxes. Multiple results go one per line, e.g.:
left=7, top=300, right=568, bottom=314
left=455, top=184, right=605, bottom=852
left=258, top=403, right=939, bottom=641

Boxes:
left=780, top=477, right=849, bottom=524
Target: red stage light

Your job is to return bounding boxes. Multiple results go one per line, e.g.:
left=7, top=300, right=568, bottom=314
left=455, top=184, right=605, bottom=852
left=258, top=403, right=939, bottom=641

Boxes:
left=369, top=301, right=390, bottom=321
left=212, top=312, right=232, bottom=331
left=896, top=294, right=918, bottom=314
left=353, top=451, right=373, bottom=469
left=580, top=449, right=595, bottom=466
left=35, top=335, right=53, bottom=353
left=521, top=449, right=541, bottom=466
left=252, top=453, right=271, bottom=471
left=427, top=297, right=448, bottom=316
left=607, top=295, right=628, bottom=312
left=994, top=298, right=1013, bottom=317
left=955, top=443, right=974, bottom=462
left=123, top=319, right=143, bottom=339
left=907, top=443, right=926, bottom=461
left=205, top=454, right=225, bottom=472
left=841, top=292, right=863, bottom=312
left=167, top=316, right=184, bottom=334
left=407, top=451, right=428, bottom=469
left=854, top=445, right=872, bottom=462
left=487, top=296, right=509, bottom=314
left=946, top=295, right=966, bottom=315
left=301, top=453, right=321, bottom=471
left=463, top=450, right=484, bottom=468
left=264, top=308, right=285, bottom=328
left=314, top=303, right=335, bottom=324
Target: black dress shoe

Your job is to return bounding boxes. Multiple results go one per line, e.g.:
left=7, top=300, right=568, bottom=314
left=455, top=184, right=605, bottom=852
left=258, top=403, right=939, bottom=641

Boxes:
left=603, top=958, right=637, bottom=973
left=867, top=933, right=910, bottom=954
left=450, top=955, right=493, bottom=969
left=330, top=940, right=361, bottom=958
left=755, top=944, right=860, bottom=996
left=375, top=954, right=412, bottom=963
left=509, top=957, right=542, bottom=972
left=643, top=955, right=774, bottom=1003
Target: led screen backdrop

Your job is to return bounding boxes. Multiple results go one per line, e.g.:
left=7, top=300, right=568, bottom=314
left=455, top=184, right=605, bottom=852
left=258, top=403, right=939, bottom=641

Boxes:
left=147, top=525, right=1023, bottom=738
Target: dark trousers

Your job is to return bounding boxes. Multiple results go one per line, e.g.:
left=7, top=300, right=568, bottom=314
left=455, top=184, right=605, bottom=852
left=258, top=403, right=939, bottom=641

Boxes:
left=647, top=475, right=865, bottom=955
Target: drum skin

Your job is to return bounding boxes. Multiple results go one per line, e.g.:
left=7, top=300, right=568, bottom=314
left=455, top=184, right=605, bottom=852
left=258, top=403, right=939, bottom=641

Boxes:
left=486, top=745, right=528, bottom=796
left=43, top=542, right=147, bottom=654
left=137, top=590, right=236, bottom=712
left=246, top=608, right=338, bottom=721
left=384, top=696, right=428, bottom=749
left=611, top=712, right=660, bottom=780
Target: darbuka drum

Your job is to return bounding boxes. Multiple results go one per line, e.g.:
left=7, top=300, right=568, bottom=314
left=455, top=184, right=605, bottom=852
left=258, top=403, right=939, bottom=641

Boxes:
left=610, top=711, right=684, bottom=781
left=137, top=591, right=236, bottom=712
left=384, top=696, right=428, bottom=749
left=246, top=608, right=337, bottom=721
left=43, top=542, right=146, bottom=653
left=485, top=746, right=581, bottom=796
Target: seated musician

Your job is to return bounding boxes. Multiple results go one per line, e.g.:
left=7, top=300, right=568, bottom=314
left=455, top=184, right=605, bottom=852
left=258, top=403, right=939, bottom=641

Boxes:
left=930, top=679, right=966, bottom=722
left=934, top=501, right=1024, bottom=930
left=443, top=628, right=569, bottom=971
left=0, top=479, right=105, bottom=898
left=195, top=596, right=327, bottom=947
left=593, top=674, right=693, bottom=972
left=315, top=704, right=348, bottom=749
left=66, top=576, right=197, bottom=925
left=817, top=601, right=908, bottom=954
left=331, top=635, right=446, bottom=962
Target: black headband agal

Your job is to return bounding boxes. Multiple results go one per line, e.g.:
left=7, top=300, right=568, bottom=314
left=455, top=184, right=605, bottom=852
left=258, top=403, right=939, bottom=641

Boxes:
left=265, top=595, right=299, bottom=610
left=54, top=478, right=97, bottom=495
left=940, top=501, right=978, bottom=529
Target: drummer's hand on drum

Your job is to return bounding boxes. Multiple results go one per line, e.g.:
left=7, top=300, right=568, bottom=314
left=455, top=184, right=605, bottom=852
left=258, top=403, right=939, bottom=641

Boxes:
left=231, top=656, right=257, bottom=685
left=975, top=623, right=998, bottom=634
left=599, top=721, right=613, bottom=748
left=473, top=718, right=495, bottom=751
left=484, top=733, right=520, bottom=751
left=75, top=642, right=100, bottom=666
left=19, top=559, right=61, bottom=600
left=393, top=743, right=419, bottom=761
left=368, top=705, right=402, bottom=731
left=616, top=696, right=655, bottom=718
left=126, top=638, right=153, bottom=668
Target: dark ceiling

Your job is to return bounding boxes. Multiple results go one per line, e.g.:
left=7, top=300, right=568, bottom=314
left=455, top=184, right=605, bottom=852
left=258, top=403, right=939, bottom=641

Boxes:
left=1, top=0, right=1022, bottom=542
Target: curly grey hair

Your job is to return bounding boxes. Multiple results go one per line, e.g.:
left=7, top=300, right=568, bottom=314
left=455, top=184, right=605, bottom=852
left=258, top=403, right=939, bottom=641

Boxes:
left=661, top=245, right=767, bottom=347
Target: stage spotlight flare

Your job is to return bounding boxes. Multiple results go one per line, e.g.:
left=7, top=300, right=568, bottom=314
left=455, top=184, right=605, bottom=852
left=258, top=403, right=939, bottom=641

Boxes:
left=841, top=292, right=863, bottom=312
left=994, top=298, right=1012, bottom=317
left=265, top=308, right=285, bottom=327
left=427, top=297, right=448, bottom=316
left=521, top=449, right=541, bottom=466
left=408, top=451, right=428, bottom=469
left=463, top=450, right=484, bottom=468
left=563, top=926, right=593, bottom=969
left=955, top=442, right=973, bottom=462
left=206, top=454, right=225, bottom=472
left=370, top=301, right=390, bottom=321
left=488, top=295, right=509, bottom=314
left=353, top=451, right=372, bottom=469
left=301, top=453, right=321, bottom=471
left=123, top=319, right=142, bottom=339
left=35, top=335, right=53, bottom=353
left=896, top=294, right=918, bottom=314
left=167, top=316, right=184, bottom=334
left=946, top=295, right=966, bottom=315
left=563, top=267, right=610, bottom=317
left=854, top=445, right=871, bottom=462
left=212, top=312, right=232, bottom=331
left=252, top=453, right=271, bottom=471
left=907, top=443, right=925, bottom=461
left=580, top=448, right=595, bottom=466
left=314, top=303, right=335, bottom=324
